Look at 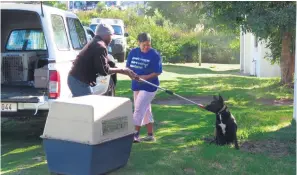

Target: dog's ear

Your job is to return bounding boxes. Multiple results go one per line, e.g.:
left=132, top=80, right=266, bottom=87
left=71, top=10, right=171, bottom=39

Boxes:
left=219, top=94, right=224, bottom=102
left=213, top=95, right=218, bottom=100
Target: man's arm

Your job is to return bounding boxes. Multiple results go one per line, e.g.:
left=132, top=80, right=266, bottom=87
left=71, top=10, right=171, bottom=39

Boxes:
left=93, top=47, right=110, bottom=76
left=93, top=47, right=137, bottom=79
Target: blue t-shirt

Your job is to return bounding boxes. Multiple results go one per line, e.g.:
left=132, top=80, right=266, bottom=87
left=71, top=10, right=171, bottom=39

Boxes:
left=126, top=48, right=162, bottom=92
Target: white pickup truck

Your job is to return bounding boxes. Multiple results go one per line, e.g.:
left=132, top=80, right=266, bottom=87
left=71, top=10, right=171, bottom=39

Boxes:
left=1, top=3, right=117, bottom=118
left=90, top=18, right=129, bottom=62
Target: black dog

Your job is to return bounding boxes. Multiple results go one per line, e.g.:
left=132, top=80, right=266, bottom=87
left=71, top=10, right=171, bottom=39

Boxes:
left=205, top=95, right=239, bottom=150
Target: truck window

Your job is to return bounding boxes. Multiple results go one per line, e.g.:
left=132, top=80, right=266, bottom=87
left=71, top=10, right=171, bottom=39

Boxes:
left=67, top=18, right=87, bottom=50
left=6, top=29, right=47, bottom=51
left=86, top=28, right=95, bottom=38
left=51, top=14, right=70, bottom=50
left=89, top=24, right=122, bottom=35
left=111, top=25, right=122, bottom=35
left=89, top=24, right=97, bottom=32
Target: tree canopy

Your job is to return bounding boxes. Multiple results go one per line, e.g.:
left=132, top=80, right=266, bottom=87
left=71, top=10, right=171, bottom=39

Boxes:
left=148, top=1, right=296, bottom=85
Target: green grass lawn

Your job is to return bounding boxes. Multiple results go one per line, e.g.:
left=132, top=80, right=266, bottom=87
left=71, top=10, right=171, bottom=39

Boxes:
left=1, top=63, right=295, bottom=175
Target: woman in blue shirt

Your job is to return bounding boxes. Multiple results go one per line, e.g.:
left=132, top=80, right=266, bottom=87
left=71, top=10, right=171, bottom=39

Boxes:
left=126, top=33, right=163, bottom=142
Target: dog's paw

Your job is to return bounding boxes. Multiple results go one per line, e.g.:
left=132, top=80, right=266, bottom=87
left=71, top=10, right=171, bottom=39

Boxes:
left=202, top=137, right=216, bottom=144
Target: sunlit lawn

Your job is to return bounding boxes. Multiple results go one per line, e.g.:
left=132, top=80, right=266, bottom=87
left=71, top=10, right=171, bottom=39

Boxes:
left=1, top=63, right=295, bottom=175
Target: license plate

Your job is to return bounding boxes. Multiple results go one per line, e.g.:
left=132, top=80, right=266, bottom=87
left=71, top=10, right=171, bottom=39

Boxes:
left=1, top=103, right=17, bottom=112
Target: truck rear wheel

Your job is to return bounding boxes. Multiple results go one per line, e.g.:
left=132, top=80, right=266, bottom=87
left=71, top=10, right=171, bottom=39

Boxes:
left=115, top=52, right=125, bottom=63
left=105, top=78, right=115, bottom=97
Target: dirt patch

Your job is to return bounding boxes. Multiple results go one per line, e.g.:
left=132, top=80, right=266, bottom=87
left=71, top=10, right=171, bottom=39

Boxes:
left=210, top=162, right=225, bottom=170
left=157, top=121, right=170, bottom=125
left=188, top=146, right=198, bottom=152
left=168, top=137, right=185, bottom=143
left=202, top=137, right=294, bottom=158
left=152, top=96, right=213, bottom=105
left=176, top=131, right=193, bottom=136
left=32, top=156, right=43, bottom=162
left=183, top=168, right=196, bottom=175
left=257, top=98, right=293, bottom=106
left=202, top=137, right=216, bottom=144
left=154, top=121, right=171, bottom=128
left=240, top=140, right=293, bottom=158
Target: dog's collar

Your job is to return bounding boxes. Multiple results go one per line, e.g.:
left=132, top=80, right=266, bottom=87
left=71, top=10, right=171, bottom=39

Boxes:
left=217, top=105, right=227, bottom=114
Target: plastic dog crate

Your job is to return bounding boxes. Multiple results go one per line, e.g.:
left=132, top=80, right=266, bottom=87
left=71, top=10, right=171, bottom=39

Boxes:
left=41, top=95, right=135, bottom=175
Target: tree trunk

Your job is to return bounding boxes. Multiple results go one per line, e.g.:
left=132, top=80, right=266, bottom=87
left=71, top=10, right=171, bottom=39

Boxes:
left=280, top=32, right=295, bottom=86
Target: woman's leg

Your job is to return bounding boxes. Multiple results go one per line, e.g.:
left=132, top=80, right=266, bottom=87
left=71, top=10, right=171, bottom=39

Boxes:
left=133, top=90, right=156, bottom=142
left=141, top=104, right=156, bottom=141
left=141, top=104, right=154, bottom=125
left=141, top=104, right=154, bottom=137
left=133, top=91, right=141, bottom=142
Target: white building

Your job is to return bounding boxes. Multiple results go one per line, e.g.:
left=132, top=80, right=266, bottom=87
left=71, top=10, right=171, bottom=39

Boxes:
left=240, top=31, right=281, bottom=77
left=241, top=30, right=296, bottom=120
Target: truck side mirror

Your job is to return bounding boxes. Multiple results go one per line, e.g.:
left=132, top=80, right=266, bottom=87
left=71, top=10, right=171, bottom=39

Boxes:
left=124, top=33, right=129, bottom=37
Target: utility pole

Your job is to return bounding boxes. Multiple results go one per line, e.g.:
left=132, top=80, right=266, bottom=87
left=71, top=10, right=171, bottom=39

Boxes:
left=199, top=40, right=202, bottom=66
left=195, top=24, right=204, bottom=66
left=293, top=29, right=297, bottom=120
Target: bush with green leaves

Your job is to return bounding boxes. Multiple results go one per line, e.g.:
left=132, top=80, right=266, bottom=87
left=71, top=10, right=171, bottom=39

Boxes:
left=76, top=8, right=239, bottom=64
left=43, top=1, right=67, bottom=10
left=96, top=2, right=106, bottom=13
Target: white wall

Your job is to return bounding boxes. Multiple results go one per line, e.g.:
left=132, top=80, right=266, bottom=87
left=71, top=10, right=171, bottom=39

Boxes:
left=240, top=31, right=245, bottom=72
left=257, top=42, right=281, bottom=77
left=243, top=32, right=253, bottom=74
left=251, top=35, right=259, bottom=76
left=240, top=31, right=281, bottom=78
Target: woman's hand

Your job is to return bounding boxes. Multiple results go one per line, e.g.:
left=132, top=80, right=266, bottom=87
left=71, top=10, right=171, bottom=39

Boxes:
left=138, top=75, right=149, bottom=81
left=137, top=73, right=160, bottom=81
left=122, top=68, right=138, bottom=80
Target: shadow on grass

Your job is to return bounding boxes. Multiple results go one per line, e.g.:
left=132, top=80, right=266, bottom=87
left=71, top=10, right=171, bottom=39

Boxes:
left=2, top=119, right=45, bottom=154
left=1, top=119, right=47, bottom=174
left=111, top=105, right=295, bottom=175
left=1, top=71, right=294, bottom=175
left=2, top=162, right=48, bottom=175
left=239, top=120, right=296, bottom=159
left=245, top=119, right=296, bottom=141
left=150, top=105, right=294, bottom=144
left=158, top=77, right=292, bottom=101
left=1, top=105, right=295, bottom=175
left=163, top=64, right=240, bottom=75
left=116, top=76, right=293, bottom=106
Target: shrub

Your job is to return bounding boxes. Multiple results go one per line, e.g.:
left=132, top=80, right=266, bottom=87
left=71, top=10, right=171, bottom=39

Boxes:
left=96, top=2, right=106, bottom=13
left=76, top=8, right=239, bottom=64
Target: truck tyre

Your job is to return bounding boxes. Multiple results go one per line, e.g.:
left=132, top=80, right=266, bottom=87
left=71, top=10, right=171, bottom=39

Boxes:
left=105, top=78, right=115, bottom=97
left=116, top=52, right=125, bottom=63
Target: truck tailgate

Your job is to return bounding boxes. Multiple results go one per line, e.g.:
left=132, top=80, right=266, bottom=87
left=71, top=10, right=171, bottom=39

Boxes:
left=1, top=85, right=47, bottom=103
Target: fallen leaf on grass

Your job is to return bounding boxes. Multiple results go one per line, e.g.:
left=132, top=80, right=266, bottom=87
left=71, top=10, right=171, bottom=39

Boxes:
left=32, top=156, right=43, bottom=162
left=183, top=168, right=196, bottom=175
